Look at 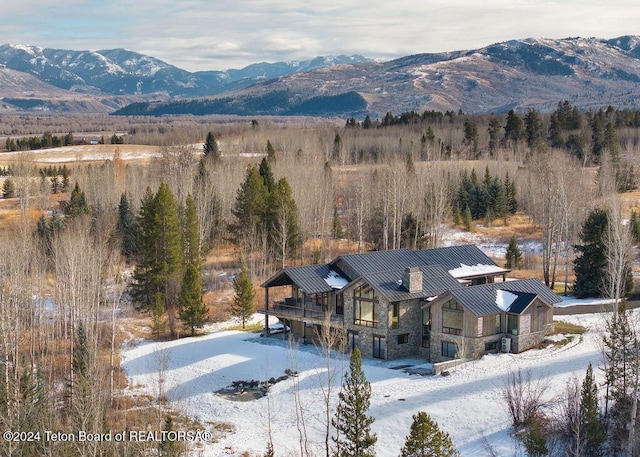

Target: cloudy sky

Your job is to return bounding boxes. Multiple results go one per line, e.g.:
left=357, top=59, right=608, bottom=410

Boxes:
left=3, top=1, right=638, bottom=72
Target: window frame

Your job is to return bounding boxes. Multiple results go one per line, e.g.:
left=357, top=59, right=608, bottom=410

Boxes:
left=354, top=284, right=378, bottom=328
left=441, top=341, right=457, bottom=359
left=442, top=300, right=463, bottom=336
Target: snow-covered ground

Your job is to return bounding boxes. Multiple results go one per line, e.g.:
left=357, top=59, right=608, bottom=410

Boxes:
left=121, top=304, right=612, bottom=457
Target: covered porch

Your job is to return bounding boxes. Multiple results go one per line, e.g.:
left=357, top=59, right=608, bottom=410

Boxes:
left=260, top=264, right=348, bottom=337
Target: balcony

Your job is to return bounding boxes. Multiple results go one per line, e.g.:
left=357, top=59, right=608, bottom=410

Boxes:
left=258, top=297, right=344, bottom=325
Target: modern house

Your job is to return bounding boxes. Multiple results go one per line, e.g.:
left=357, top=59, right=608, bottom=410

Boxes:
left=260, top=245, right=560, bottom=362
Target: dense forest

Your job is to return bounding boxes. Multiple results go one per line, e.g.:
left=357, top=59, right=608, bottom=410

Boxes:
left=1, top=100, right=640, bottom=454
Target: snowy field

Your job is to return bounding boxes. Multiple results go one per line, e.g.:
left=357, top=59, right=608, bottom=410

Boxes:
left=121, top=303, right=612, bottom=457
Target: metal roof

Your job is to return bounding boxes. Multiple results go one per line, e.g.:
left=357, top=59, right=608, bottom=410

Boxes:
left=360, top=265, right=463, bottom=303
left=333, top=249, right=418, bottom=278
left=416, top=244, right=499, bottom=270
left=445, top=279, right=561, bottom=316
left=261, top=264, right=334, bottom=294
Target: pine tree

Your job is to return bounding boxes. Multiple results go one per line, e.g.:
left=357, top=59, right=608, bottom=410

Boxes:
left=505, top=236, right=523, bottom=269
left=573, top=209, right=609, bottom=298
left=399, top=411, right=460, bottom=457
left=504, top=172, right=518, bottom=214
left=159, top=416, right=180, bottom=457
left=229, top=165, right=269, bottom=247
left=266, top=140, right=276, bottom=161
left=523, top=418, right=548, bottom=457
left=116, top=192, right=140, bottom=259
left=132, top=183, right=183, bottom=335
left=182, top=194, right=201, bottom=269
left=259, top=157, right=276, bottom=193
left=232, top=264, right=255, bottom=328
left=2, top=178, right=15, bottom=198
left=178, top=264, right=207, bottom=336
left=580, top=363, right=604, bottom=457
left=463, top=206, right=472, bottom=232
left=65, top=182, right=90, bottom=217
left=524, top=108, right=544, bottom=149
left=603, top=301, right=638, bottom=448
left=267, top=177, right=302, bottom=266
left=487, top=117, right=502, bottom=157
left=203, top=131, right=220, bottom=163
left=332, top=347, right=377, bottom=457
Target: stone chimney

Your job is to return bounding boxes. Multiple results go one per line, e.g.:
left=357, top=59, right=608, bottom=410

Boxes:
left=402, top=267, right=423, bottom=293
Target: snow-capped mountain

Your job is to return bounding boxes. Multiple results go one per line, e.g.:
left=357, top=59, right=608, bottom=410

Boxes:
left=0, top=44, right=370, bottom=99
left=2, top=36, right=640, bottom=115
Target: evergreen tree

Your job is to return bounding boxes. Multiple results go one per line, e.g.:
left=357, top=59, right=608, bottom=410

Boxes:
left=182, top=194, right=201, bottom=269
left=453, top=205, right=462, bottom=227
left=229, top=165, right=269, bottom=246
left=259, top=157, right=276, bottom=193
left=116, top=192, right=140, bottom=259
left=463, top=206, right=472, bottom=232
left=267, top=177, right=302, bottom=265
left=463, top=119, right=478, bottom=157
left=2, top=178, right=15, bottom=198
left=548, top=112, right=564, bottom=148
left=399, top=411, right=460, bottom=457
left=203, top=131, right=220, bottom=162
left=573, top=209, right=609, bottom=298
left=504, top=110, right=524, bottom=145
left=487, top=117, right=502, bottom=157
left=159, top=416, right=180, bottom=457
left=131, top=184, right=183, bottom=326
left=178, top=264, right=207, bottom=336
left=65, top=182, right=90, bottom=217
left=231, top=264, right=255, bottom=328
left=523, top=419, right=548, bottom=457
left=505, top=236, right=523, bottom=269
left=504, top=172, right=518, bottom=214
left=332, top=347, right=377, bottom=457
left=580, top=363, right=604, bottom=457
left=266, top=140, right=276, bottom=161
left=603, top=302, right=638, bottom=451
left=524, top=108, right=544, bottom=149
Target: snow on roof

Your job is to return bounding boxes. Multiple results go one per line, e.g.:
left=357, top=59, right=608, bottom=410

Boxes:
left=495, top=290, right=518, bottom=311
left=448, top=263, right=507, bottom=279
left=324, top=270, right=349, bottom=290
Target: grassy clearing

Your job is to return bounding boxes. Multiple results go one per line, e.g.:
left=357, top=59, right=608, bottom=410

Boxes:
left=553, top=320, right=587, bottom=335
left=225, top=322, right=263, bottom=333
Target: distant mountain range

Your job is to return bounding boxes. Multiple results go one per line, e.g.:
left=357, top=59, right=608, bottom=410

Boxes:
left=2, top=36, right=640, bottom=116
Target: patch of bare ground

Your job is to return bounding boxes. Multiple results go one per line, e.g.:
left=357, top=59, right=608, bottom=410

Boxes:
left=474, top=214, right=541, bottom=242
left=0, top=144, right=161, bottom=166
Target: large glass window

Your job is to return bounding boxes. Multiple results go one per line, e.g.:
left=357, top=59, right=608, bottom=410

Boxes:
left=506, top=314, right=518, bottom=335
left=442, top=300, right=463, bottom=335
left=391, top=303, right=399, bottom=329
left=422, top=308, right=431, bottom=348
left=354, top=284, right=378, bottom=327
left=441, top=341, right=457, bottom=358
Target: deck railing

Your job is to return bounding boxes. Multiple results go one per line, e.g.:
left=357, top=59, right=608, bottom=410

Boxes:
left=259, top=300, right=344, bottom=322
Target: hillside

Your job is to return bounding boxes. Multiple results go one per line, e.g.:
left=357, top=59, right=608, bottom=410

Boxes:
left=0, top=44, right=369, bottom=113
left=3, top=36, right=640, bottom=115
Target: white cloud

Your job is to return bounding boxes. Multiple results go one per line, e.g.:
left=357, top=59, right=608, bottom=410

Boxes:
left=2, top=0, right=639, bottom=71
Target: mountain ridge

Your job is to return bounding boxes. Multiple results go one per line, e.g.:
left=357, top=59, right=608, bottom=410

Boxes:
left=2, top=36, right=640, bottom=116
